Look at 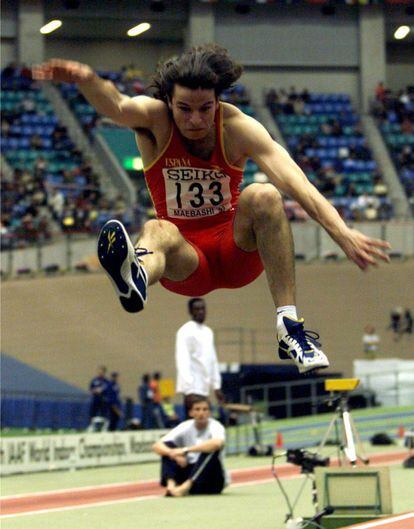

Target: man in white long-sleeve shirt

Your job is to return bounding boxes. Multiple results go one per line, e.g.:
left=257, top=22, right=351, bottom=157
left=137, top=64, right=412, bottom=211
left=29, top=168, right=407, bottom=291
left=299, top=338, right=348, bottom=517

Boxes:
left=175, top=298, right=224, bottom=414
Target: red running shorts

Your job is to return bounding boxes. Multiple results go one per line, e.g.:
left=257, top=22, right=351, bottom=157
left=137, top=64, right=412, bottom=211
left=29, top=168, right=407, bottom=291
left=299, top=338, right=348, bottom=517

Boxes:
left=160, top=219, right=264, bottom=296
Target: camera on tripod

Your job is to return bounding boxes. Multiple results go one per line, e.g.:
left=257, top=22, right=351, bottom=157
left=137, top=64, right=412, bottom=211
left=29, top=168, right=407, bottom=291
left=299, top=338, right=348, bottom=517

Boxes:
left=286, top=449, right=330, bottom=474
left=272, top=379, right=369, bottom=528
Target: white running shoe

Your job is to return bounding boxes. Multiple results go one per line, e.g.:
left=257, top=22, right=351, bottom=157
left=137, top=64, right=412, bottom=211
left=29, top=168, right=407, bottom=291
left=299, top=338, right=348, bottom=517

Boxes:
left=97, top=220, right=149, bottom=313
left=277, top=316, right=329, bottom=374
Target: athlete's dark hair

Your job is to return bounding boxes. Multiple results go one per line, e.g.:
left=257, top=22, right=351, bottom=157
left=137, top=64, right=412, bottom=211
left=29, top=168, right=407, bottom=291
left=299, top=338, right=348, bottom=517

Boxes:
left=150, top=44, right=243, bottom=103
left=188, top=297, right=205, bottom=313
left=188, top=395, right=211, bottom=411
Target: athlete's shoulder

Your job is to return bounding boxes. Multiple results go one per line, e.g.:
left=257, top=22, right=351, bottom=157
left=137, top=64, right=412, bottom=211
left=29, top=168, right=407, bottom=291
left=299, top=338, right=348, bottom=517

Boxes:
left=131, top=95, right=166, bottom=110
left=180, top=419, right=195, bottom=432
left=209, top=417, right=226, bottom=435
left=164, top=419, right=191, bottom=439
left=203, top=323, right=214, bottom=334
left=221, top=101, right=254, bottom=121
left=220, top=101, right=263, bottom=157
left=177, top=320, right=195, bottom=334
left=131, top=96, right=170, bottom=125
left=221, top=101, right=258, bottom=133
left=221, top=101, right=244, bottom=120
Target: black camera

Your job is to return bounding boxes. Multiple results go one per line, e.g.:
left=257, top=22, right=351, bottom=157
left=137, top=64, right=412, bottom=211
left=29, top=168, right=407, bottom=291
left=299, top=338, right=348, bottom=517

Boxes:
left=286, top=449, right=330, bottom=474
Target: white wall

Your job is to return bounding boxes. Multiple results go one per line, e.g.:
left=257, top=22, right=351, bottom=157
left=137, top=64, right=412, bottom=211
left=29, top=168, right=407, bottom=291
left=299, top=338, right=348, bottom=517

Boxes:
left=1, top=3, right=17, bottom=67
left=214, top=4, right=361, bottom=106
left=241, top=67, right=360, bottom=107
left=386, top=43, right=414, bottom=92
left=214, top=5, right=359, bottom=67
left=387, top=63, right=414, bottom=92
left=1, top=39, right=17, bottom=67
left=45, top=39, right=183, bottom=76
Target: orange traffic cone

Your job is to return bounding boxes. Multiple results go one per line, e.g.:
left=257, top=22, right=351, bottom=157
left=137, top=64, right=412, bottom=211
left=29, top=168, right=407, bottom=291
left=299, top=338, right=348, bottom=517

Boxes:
left=276, top=432, right=284, bottom=449
left=398, top=425, right=405, bottom=439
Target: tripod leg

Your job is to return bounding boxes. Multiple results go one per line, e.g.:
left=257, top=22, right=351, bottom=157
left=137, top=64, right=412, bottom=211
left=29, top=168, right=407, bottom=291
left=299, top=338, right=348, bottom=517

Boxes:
left=342, top=410, right=357, bottom=465
left=318, top=414, right=338, bottom=452
left=334, top=419, right=345, bottom=465
left=350, top=413, right=369, bottom=464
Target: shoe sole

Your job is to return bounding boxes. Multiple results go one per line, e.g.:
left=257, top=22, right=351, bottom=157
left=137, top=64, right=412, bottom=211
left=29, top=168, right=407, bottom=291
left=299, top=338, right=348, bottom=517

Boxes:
left=300, top=363, right=330, bottom=375
left=278, top=346, right=329, bottom=374
left=97, top=220, right=146, bottom=313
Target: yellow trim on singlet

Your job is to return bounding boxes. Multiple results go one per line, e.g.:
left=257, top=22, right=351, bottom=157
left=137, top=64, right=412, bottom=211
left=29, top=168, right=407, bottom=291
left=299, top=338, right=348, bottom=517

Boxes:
left=218, top=103, right=245, bottom=173
left=142, top=104, right=243, bottom=173
left=144, top=179, right=157, bottom=217
left=142, top=124, right=174, bottom=172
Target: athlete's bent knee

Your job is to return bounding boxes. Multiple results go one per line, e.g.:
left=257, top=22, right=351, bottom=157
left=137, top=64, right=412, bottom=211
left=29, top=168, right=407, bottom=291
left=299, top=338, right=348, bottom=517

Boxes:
left=143, top=218, right=179, bottom=233
left=247, top=184, right=284, bottom=221
left=141, top=219, right=182, bottom=250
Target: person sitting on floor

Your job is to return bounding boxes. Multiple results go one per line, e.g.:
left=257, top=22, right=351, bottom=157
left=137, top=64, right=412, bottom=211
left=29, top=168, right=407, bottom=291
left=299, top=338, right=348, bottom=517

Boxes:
left=152, top=395, right=228, bottom=497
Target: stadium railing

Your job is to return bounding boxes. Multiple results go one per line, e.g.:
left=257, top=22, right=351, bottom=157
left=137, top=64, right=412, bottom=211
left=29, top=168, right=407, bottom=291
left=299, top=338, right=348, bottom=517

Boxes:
left=2, top=219, right=413, bottom=278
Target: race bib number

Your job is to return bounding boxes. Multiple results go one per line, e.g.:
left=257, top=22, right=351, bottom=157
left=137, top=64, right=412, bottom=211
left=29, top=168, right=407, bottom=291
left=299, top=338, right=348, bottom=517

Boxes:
left=163, top=167, right=232, bottom=219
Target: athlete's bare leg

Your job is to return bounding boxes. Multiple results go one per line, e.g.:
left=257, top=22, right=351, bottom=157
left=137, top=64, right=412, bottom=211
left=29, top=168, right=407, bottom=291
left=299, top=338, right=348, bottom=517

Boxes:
left=97, top=218, right=199, bottom=312
left=135, top=219, right=199, bottom=285
left=168, top=479, right=192, bottom=497
left=233, top=183, right=329, bottom=374
left=98, top=194, right=328, bottom=372
left=233, top=183, right=295, bottom=308
left=166, top=478, right=177, bottom=494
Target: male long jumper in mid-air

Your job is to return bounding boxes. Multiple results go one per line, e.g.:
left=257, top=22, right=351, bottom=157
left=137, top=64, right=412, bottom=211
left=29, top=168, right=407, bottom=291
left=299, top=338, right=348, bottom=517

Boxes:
left=33, top=44, right=391, bottom=374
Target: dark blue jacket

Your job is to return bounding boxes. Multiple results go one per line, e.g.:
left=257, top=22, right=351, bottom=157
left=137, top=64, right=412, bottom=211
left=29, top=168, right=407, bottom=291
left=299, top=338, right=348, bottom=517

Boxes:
left=106, top=381, right=121, bottom=407
left=89, top=376, right=110, bottom=402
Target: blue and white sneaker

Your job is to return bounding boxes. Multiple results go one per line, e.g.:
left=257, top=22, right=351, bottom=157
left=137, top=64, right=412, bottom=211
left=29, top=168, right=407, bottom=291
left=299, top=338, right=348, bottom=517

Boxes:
left=97, top=220, right=149, bottom=313
left=277, top=316, right=329, bottom=374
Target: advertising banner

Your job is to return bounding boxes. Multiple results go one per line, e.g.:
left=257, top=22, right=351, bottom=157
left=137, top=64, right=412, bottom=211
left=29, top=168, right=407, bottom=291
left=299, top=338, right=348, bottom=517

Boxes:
left=0, top=430, right=166, bottom=475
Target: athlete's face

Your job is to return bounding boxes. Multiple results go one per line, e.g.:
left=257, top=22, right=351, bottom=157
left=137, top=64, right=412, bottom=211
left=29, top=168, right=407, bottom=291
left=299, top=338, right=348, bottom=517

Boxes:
left=169, top=85, right=218, bottom=140
left=189, top=401, right=211, bottom=429
left=190, top=300, right=206, bottom=323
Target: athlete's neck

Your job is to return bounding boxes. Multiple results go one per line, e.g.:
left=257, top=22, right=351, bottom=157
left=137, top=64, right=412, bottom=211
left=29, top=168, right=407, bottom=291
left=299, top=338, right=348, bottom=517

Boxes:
left=180, top=128, right=216, bottom=161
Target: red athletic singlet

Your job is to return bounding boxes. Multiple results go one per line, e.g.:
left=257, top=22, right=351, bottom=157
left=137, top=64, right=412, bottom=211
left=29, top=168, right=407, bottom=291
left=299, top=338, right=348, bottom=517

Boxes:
left=141, top=103, right=263, bottom=296
left=143, top=104, right=244, bottom=232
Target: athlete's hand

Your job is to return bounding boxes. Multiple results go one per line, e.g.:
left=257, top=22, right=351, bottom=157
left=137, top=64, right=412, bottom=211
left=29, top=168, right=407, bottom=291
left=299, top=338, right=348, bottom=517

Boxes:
left=170, top=448, right=186, bottom=457
left=338, top=228, right=391, bottom=270
left=169, top=449, right=188, bottom=467
left=174, top=455, right=188, bottom=468
left=32, top=59, right=95, bottom=84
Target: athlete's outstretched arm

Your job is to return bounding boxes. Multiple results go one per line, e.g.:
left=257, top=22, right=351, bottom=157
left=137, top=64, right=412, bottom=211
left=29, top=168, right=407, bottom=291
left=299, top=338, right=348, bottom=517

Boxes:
left=239, top=117, right=390, bottom=270
left=32, top=58, right=155, bottom=129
